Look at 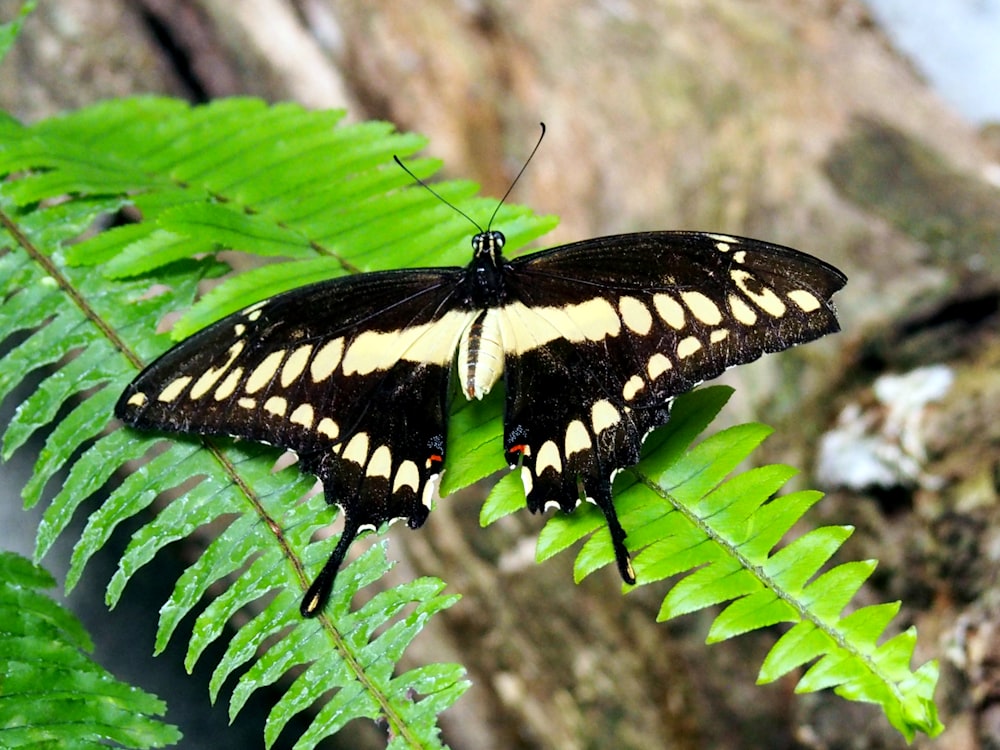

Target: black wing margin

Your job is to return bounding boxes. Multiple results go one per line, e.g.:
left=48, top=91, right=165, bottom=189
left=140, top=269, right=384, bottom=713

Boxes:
left=499, top=231, right=846, bottom=582
left=116, top=268, right=472, bottom=616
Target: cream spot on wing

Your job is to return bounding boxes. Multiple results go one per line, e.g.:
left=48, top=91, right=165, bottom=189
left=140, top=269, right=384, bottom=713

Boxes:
left=245, top=350, right=286, bottom=394
left=715, top=241, right=731, bottom=253
left=647, top=353, right=672, bottom=380
left=393, top=460, right=420, bottom=494
left=498, top=298, right=623, bottom=357
left=520, top=465, right=534, bottom=496
left=536, top=440, right=562, bottom=475
left=189, top=370, right=221, bottom=401
left=681, top=291, right=722, bottom=325
left=618, top=296, right=653, bottom=335
left=343, top=310, right=476, bottom=375
left=190, top=341, right=245, bottom=399
left=127, top=392, right=147, bottom=407
left=732, top=270, right=787, bottom=317
left=652, top=293, right=686, bottom=330
left=422, top=472, right=441, bottom=510
left=622, top=374, right=645, bottom=401
left=280, top=344, right=313, bottom=388
left=728, top=294, right=758, bottom=326
left=507, top=295, right=628, bottom=360
left=366, top=445, right=392, bottom=479
left=158, top=376, right=192, bottom=403
left=787, top=289, right=822, bottom=312
left=213, top=367, right=243, bottom=401
left=710, top=328, right=730, bottom=343
left=289, top=403, right=314, bottom=428
left=310, top=337, right=344, bottom=383
left=707, top=233, right=737, bottom=243
left=559, top=298, right=623, bottom=340
left=317, top=418, right=339, bottom=440
left=591, top=399, right=621, bottom=434
left=247, top=310, right=263, bottom=322
left=264, top=396, right=288, bottom=416
left=678, top=336, right=703, bottom=358
left=234, top=323, right=246, bottom=337
left=342, top=432, right=369, bottom=466
left=564, top=419, right=592, bottom=458
left=544, top=500, right=561, bottom=512
left=237, top=397, right=257, bottom=409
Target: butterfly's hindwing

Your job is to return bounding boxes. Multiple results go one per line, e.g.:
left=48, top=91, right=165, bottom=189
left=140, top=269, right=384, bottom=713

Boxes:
left=500, top=336, right=658, bottom=582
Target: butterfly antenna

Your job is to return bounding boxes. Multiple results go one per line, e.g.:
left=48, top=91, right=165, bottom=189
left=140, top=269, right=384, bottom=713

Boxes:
left=393, top=154, right=483, bottom=233
left=487, top=122, right=546, bottom=231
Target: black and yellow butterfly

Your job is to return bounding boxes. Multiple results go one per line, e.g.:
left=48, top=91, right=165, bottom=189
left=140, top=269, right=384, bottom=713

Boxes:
left=117, top=217, right=845, bottom=617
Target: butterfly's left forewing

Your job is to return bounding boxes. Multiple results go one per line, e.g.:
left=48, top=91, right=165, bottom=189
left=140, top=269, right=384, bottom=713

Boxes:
left=116, top=267, right=475, bottom=615
left=496, top=231, right=846, bottom=580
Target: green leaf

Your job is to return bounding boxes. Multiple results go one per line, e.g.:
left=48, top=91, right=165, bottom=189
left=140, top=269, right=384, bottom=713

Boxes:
left=0, top=551, right=181, bottom=748
left=479, top=468, right=529, bottom=526
left=442, top=384, right=506, bottom=496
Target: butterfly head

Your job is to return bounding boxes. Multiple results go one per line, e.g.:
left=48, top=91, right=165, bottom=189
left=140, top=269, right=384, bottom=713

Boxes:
left=473, top=230, right=506, bottom=264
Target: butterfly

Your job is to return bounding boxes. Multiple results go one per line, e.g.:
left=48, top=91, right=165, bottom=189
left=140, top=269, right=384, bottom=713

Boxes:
left=116, top=167, right=846, bottom=618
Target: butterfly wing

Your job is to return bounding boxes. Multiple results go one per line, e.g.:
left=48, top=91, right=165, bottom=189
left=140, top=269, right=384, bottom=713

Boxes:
left=498, top=231, right=847, bottom=581
left=116, top=268, right=476, bottom=615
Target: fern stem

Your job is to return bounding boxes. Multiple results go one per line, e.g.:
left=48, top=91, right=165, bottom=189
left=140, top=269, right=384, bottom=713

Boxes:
left=0, top=207, right=144, bottom=370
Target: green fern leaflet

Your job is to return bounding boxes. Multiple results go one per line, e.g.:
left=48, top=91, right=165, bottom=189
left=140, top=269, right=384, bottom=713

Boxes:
left=0, top=551, right=181, bottom=748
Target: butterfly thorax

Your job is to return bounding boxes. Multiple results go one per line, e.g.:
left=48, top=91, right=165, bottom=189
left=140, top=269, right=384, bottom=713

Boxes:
left=464, top=230, right=508, bottom=304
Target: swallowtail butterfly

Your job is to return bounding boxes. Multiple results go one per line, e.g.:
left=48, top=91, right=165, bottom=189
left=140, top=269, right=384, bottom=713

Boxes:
left=116, top=175, right=846, bottom=617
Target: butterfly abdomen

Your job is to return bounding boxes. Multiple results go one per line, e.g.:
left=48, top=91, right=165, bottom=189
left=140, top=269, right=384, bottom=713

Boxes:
left=457, top=310, right=505, bottom=400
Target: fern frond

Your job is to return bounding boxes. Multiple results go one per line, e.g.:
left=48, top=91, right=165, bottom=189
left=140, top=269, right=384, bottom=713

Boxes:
left=0, top=98, right=555, bottom=748
left=0, top=551, right=181, bottom=748
left=535, top=386, right=943, bottom=741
